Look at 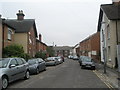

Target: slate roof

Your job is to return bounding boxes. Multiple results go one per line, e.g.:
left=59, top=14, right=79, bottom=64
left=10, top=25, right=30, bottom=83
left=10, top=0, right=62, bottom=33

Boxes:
left=3, top=19, right=37, bottom=37
left=97, top=3, right=120, bottom=31
left=53, top=46, right=73, bottom=51
left=101, top=4, right=120, bottom=20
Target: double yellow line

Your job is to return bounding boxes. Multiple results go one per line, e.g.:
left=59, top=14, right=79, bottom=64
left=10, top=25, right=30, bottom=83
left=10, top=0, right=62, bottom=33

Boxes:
left=93, top=70, right=115, bottom=90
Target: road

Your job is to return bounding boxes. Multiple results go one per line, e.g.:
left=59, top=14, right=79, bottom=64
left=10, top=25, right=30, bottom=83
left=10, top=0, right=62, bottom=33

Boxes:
left=8, top=59, right=108, bottom=88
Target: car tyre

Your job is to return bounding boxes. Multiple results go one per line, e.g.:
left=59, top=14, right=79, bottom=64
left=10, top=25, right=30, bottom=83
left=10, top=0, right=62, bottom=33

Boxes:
left=36, top=68, right=39, bottom=74
left=24, top=70, right=30, bottom=79
left=92, top=66, right=95, bottom=70
left=2, top=76, right=8, bottom=89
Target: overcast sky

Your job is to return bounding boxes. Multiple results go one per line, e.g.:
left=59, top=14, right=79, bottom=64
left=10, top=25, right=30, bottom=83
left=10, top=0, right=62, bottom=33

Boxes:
left=0, top=0, right=112, bottom=46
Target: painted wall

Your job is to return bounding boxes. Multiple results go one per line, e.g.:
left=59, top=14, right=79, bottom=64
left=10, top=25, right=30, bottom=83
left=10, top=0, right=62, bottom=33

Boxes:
left=100, top=12, right=117, bottom=68
left=14, top=33, right=28, bottom=53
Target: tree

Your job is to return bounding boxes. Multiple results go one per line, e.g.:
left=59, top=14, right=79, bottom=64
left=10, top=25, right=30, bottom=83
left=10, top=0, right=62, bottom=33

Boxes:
left=35, top=51, right=47, bottom=60
left=46, top=46, right=54, bottom=57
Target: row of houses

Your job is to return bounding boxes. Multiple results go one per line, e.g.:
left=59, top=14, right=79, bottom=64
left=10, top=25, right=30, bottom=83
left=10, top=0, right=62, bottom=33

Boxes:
left=0, top=10, right=47, bottom=58
left=74, top=0, right=120, bottom=69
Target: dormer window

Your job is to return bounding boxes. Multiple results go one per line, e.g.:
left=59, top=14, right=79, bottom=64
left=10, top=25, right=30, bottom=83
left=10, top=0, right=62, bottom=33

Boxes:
left=8, top=28, right=12, bottom=40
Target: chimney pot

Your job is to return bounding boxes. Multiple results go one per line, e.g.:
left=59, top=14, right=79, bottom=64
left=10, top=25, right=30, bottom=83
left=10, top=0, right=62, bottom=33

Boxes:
left=39, top=34, right=42, bottom=42
left=16, top=10, right=25, bottom=20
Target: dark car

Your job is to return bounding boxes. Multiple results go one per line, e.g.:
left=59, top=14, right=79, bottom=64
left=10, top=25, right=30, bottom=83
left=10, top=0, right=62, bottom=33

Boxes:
left=0, top=58, right=30, bottom=89
left=28, top=58, right=46, bottom=74
left=78, top=56, right=86, bottom=66
left=81, top=57, right=95, bottom=70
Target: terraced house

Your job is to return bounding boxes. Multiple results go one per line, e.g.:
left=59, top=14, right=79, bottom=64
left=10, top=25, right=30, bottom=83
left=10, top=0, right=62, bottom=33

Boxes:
left=97, top=0, right=120, bottom=68
left=0, top=16, right=2, bottom=58
left=4, top=10, right=38, bottom=57
left=36, top=34, right=47, bottom=53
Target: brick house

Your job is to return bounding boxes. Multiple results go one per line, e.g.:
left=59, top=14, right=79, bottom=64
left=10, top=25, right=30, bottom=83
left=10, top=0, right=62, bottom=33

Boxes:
left=80, top=32, right=100, bottom=62
left=36, top=34, right=47, bottom=53
left=2, top=19, right=15, bottom=48
left=53, top=46, right=73, bottom=57
left=0, top=16, right=2, bottom=58
left=4, top=10, right=38, bottom=57
left=97, top=1, right=120, bottom=68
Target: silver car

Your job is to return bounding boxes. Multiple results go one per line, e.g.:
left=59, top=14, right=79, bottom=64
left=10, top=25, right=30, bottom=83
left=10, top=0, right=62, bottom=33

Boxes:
left=45, top=57, right=59, bottom=66
left=28, top=58, right=46, bottom=74
left=0, top=58, right=30, bottom=89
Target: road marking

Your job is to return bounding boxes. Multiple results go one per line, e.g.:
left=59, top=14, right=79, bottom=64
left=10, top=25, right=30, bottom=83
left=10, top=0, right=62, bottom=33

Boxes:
left=93, top=70, right=115, bottom=90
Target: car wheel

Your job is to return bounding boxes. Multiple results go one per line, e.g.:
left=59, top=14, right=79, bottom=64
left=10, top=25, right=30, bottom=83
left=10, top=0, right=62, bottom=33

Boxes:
left=24, top=71, right=30, bottom=79
left=36, top=68, right=39, bottom=74
left=2, top=76, right=8, bottom=89
left=81, top=66, right=84, bottom=69
left=92, top=66, right=95, bottom=70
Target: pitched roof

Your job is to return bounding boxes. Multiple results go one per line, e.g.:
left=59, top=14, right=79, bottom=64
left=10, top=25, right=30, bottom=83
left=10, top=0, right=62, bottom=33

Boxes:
left=101, top=4, right=120, bottom=20
left=3, top=19, right=37, bottom=37
left=97, top=3, right=120, bottom=31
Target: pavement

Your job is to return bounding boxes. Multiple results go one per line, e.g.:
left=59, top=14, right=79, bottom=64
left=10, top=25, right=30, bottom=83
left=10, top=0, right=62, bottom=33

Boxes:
left=93, top=63, right=119, bottom=89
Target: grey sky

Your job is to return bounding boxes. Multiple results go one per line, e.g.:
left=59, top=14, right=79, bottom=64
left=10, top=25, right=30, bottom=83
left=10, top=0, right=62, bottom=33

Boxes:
left=0, top=0, right=112, bottom=46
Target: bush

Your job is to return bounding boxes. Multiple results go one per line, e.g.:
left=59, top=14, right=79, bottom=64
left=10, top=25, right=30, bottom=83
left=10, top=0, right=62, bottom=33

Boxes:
left=3, top=44, right=31, bottom=61
left=35, top=51, right=47, bottom=59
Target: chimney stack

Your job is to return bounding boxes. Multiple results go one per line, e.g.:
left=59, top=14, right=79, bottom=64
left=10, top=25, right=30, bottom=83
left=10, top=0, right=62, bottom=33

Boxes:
left=39, top=34, right=42, bottom=42
left=16, top=10, right=25, bottom=20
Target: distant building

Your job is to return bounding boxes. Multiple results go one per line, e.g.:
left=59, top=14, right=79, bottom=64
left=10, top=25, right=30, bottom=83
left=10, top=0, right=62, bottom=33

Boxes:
left=80, top=32, right=100, bottom=62
left=53, top=46, right=73, bottom=57
left=97, top=1, right=120, bottom=68
left=72, top=44, right=80, bottom=56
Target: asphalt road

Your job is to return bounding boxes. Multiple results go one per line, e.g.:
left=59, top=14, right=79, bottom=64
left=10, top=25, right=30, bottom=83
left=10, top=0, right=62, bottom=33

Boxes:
left=8, top=58, right=108, bottom=88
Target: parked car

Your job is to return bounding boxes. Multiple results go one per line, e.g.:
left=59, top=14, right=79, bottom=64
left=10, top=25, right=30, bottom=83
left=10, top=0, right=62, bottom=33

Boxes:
left=0, top=58, right=30, bottom=89
left=73, top=56, right=79, bottom=60
left=45, top=57, right=59, bottom=66
left=56, top=57, right=63, bottom=64
left=78, top=56, right=86, bottom=66
left=81, top=57, right=95, bottom=70
left=28, top=58, right=46, bottom=74
left=68, top=55, right=73, bottom=59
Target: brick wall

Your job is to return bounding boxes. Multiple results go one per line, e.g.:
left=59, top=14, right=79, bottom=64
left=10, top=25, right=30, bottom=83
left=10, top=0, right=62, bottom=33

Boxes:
left=27, top=27, right=36, bottom=57
left=3, top=25, right=15, bottom=48
left=80, top=32, right=100, bottom=62
left=0, top=18, right=2, bottom=58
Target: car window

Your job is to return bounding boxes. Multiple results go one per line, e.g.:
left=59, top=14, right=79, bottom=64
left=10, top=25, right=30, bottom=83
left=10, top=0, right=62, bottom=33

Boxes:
left=16, top=58, right=24, bottom=65
left=28, top=60, right=36, bottom=65
left=38, top=58, right=43, bottom=62
left=0, top=58, right=10, bottom=68
left=10, top=59, right=18, bottom=66
left=21, top=58, right=26, bottom=64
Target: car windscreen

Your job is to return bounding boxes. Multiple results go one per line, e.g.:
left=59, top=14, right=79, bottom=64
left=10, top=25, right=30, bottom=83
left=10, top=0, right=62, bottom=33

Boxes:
left=0, top=58, right=10, bottom=68
left=83, top=58, right=91, bottom=62
left=28, top=60, right=36, bottom=65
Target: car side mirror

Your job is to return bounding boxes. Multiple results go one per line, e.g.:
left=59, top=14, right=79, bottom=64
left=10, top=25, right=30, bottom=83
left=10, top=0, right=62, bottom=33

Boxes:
left=9, top=64, right=16, bottom=68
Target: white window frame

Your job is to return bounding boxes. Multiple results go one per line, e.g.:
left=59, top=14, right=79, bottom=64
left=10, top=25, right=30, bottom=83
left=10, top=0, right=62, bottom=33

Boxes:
left=8, top=28, right=12, bottom=40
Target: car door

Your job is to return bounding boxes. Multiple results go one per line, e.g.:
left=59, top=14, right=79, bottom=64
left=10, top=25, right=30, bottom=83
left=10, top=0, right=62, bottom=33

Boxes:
left=16, top=58, right=26, bottom=78
left=8, top=59, right=19, bottom=82
left=39, top=59, right=45, bottom=70
left=38, top=59, right=43, bottom=71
